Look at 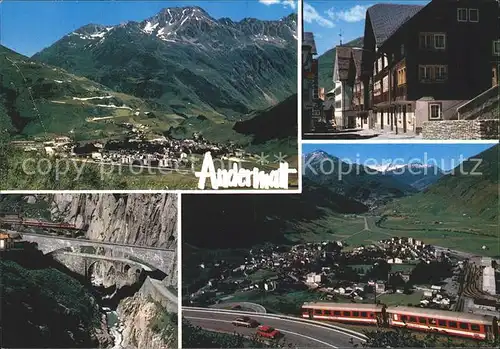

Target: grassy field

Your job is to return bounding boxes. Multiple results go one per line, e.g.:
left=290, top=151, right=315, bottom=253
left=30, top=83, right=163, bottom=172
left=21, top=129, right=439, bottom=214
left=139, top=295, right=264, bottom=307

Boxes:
left=246, top=269, right=278, bottom=282
left=285, top=215, right=367, bottom=243
left=1, top=145, right=302, bottom=190
left=222, top=289, right=320, bottom=315
left=390, top=264, right=417, bottom=273
left=375, top=291, right=424, bottom=306
left=377, top=217, right=499, bottom=257
left=309, top=214, right=500, bottom=258
left=0, top=149, right=199, bottom=190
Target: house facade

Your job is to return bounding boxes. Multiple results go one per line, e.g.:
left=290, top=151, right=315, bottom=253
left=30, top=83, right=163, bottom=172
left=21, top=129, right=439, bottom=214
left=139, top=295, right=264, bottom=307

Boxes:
left=323, top=89, right=336, bottom=124
left=349, top=49, right=370, bottom=129
left=332, top=46, right=363, bottom=129
left=303, top=32, right=321, bottom=133
left=361, top=0, right=500, bottom=134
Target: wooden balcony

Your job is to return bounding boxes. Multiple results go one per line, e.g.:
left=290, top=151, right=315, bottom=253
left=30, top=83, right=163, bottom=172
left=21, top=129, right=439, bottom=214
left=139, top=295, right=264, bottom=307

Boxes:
left=351, top=104, right=364, bottom=111
left=373, top=92, right=389, bottom=105
left=395, top=83, right=407, bottom=101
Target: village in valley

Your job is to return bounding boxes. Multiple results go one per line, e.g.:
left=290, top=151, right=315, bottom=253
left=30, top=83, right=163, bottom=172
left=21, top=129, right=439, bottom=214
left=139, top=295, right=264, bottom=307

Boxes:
left=11, top=131, right=242, bottom=173
left=185, top=236, right=499, bottom=319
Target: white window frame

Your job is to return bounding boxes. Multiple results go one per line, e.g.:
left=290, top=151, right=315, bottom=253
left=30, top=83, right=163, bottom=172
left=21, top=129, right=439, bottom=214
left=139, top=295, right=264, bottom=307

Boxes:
left=468, top=9, right=479, bottom=22
left=493, top=40, right=500, bottom=55
left=435, top=66, right=448, bottom=81
left=382, top=75, right=389, bottom=92
left=419, top=33, right=433, bottom=49
left=434, top=34, right=446, bottom=49
left=457, top=8, right=467, bottom=22
left=419, top=65, right=432, bottom=81
left=429, top=103, right=442, bottom=120
left=374, top=81, right=381, bottom=96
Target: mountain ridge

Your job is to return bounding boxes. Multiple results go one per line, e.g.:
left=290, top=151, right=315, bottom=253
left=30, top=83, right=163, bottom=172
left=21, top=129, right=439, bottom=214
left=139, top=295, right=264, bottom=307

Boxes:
left=303, top=150, right=418, bottom=208
left=31, top=6, right=298, bottom=119
left=379, top=144, right=499, bottom=221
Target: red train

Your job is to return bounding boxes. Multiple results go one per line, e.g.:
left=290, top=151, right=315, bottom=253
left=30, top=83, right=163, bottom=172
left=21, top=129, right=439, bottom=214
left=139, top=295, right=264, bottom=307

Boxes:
left=0, top=216, right=78, bottom=230
left=302, top=302, right=499, bottom=341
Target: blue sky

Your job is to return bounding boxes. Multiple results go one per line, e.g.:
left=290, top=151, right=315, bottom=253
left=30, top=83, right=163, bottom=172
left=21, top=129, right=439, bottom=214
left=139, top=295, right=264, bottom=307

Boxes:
left=0, top=0, right=296, bottom=57
left=302, top=143, right=498, bottom=171
left=304, top=0, right=429, bottom=55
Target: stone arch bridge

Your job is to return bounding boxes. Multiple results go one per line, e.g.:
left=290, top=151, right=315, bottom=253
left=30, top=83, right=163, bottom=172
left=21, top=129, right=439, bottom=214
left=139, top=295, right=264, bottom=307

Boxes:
left=21, top=233, right=176, bottom=275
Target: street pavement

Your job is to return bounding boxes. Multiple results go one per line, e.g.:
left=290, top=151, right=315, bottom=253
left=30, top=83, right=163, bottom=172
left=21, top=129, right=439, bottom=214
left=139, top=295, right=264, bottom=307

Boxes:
left=183, top=308, right=365, bottom=348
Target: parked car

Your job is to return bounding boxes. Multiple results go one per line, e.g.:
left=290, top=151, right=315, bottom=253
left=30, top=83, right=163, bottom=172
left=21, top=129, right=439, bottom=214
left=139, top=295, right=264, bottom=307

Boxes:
left=231, top=316, right=259, bottom=328
left=256, top=325, right=281, bottom=339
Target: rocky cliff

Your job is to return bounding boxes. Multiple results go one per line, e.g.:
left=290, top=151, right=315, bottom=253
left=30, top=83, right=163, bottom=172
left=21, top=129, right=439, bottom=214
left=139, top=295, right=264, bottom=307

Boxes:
left=50, top=194, right=177, bottom=249
left=117, top=293, right=176, bottom=349
left=48, top=193, right=178, bottom=287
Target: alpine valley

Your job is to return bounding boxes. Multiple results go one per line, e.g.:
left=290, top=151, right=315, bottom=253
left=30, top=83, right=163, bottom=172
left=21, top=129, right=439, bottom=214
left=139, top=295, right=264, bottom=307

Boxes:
left=2, top=6, right=297, bottom=144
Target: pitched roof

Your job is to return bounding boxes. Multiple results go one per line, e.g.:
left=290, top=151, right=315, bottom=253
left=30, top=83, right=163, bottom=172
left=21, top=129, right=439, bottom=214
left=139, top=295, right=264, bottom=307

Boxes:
left=367, top=3, right=424, bottom=47
left=303, top=32, right=317, bottom=55
left=351, top=49, right=363, bottom=78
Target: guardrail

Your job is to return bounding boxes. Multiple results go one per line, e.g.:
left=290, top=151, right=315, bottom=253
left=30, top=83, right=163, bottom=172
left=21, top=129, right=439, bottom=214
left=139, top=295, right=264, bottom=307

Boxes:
left=210, top=302, right=267, bottom=313
left=458, top=85, right=499, bottom=120
left=184, top=306, right=368, bottom=341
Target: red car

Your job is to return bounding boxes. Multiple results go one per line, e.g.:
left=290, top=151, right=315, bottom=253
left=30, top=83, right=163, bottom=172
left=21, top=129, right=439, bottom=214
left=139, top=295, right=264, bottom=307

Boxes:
left=256, top=325, right=281, bottom=339
left=231, top=316, right=259, bottom=328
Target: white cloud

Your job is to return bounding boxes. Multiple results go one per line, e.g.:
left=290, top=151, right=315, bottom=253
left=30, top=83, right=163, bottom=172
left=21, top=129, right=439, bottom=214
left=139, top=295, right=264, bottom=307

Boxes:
left=258, top=0, right=296, bottom=9
left=282, top=0, right=296, bottom=10
left=259, top=0, right=281, bottom=5
left=326, top=4, right=370, bottom=23
left=304, top=2, right=335, bottom=28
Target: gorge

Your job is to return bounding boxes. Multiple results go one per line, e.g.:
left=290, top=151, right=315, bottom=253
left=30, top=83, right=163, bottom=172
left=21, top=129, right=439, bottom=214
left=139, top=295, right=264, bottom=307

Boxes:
left=0, top=193, right=178, bottom=348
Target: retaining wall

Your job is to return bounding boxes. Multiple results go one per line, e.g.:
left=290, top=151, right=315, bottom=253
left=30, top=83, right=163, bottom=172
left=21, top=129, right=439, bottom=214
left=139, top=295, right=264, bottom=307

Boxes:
left=422, top=119, right=499, bottom=139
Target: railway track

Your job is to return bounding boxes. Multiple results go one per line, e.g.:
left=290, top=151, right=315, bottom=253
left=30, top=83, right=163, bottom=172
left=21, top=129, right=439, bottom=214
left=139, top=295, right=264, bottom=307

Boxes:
left=0, top=216, right=80, bottom=230
left=460, top=261, right=500, bottom=307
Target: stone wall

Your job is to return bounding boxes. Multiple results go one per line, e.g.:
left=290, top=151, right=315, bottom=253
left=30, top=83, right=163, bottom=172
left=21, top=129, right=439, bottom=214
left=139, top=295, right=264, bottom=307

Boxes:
left=139, top=276, right=178, bottom=312
left=422, top=119, right=499, bottom=140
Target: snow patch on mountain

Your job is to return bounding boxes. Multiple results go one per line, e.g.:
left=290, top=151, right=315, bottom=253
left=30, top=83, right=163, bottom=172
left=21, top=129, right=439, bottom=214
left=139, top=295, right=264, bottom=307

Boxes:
left=366, top=163, right=437, bottom=172
left=72, top=96, right=114, bottom=101
left=253, top=34, right=286, bottom=44
left=142, top=22, right=159, bottom=34
left=70, top=31, right=108, bottom=40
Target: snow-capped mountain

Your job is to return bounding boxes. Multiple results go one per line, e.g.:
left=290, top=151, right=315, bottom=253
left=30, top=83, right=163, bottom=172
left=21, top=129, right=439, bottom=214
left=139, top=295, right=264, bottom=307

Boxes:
left=65, top=7, right=296, bottom=47
left=303, top=151, right=417, bottom=209
left=366, top=163, right=437, bottom=173
left=138, top=6, right=296, bottom=44
left=366, top=163, right=444, bottom=190
left=32, top=7, right=297, bottom=117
